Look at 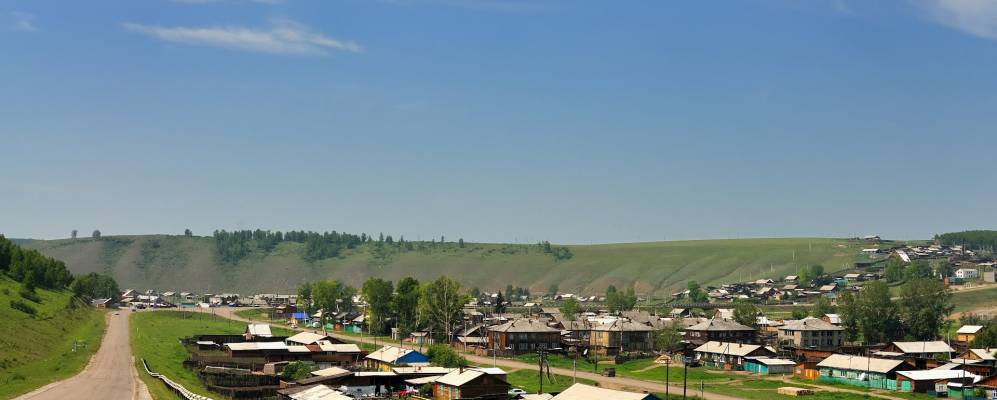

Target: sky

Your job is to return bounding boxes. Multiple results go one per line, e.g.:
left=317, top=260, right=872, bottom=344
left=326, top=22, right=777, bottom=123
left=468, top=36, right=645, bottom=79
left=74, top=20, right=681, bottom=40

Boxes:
left=2, top=0, right=996, bottom=244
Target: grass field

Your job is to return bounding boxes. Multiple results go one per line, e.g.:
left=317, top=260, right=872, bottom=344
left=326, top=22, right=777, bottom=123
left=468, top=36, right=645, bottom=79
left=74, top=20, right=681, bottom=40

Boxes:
left=130, top=310, right=292, bottom=400
left=0, top=276, right=106, bottom=400
left=23, top=235, right=869, bottom=296
left=504, top=369, right=596, bottom=394
left=951, top=285, right=997, bottom=314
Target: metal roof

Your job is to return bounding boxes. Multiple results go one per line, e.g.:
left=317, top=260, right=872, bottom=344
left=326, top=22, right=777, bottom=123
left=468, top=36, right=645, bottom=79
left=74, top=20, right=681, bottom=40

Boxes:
left=286, top=332, right=330, bottom=345
left=246, top=323, right=273, bottom=338
left=310, top=367, right=352, bottom=378
left=693, top=341, right=774, bottom=357
left=686, top=319, right=754, bottom=332
left=957, top=325, right=984, bottom=334
left=816, top=354, right=904, bottom=374
left=889, top=341, right=955, bottom=354
left=550, top=383, right=653, bottom=400
left=778, top=317, right=843, bottom=332
left=288, top=385, right=352, bottom=400
left=897, top=369, right=980, bottom=382
left=225, top=342, right=288, bottom=351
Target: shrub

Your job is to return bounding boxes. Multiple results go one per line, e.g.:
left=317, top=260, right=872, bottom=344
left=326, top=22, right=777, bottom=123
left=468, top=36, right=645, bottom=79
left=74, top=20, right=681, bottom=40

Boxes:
left=19, top=288, right=41, bottom=303
left=11, top=299, right=37, bottom=315
left=427, top=344, right=467, bottom=368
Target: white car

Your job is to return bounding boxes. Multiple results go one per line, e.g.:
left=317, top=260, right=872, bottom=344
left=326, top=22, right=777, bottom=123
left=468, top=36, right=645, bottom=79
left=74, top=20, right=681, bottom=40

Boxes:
left=508, top=388, right=527, bottom=396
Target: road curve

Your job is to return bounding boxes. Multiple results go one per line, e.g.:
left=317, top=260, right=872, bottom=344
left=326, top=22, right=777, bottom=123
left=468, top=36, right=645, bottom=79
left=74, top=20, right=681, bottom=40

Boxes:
left=15, top=309, right=152, bottom=400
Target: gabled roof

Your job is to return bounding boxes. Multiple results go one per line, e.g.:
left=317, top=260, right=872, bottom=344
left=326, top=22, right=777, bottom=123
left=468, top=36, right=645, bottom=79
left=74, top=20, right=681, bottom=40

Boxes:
left=246, top=323, right=273, bottom=338
left=778, top=317, right=843, bottom=332
left=550, top=383, right=655, bottom=400
left=816, top=354, right=904, bottom=374
left=488, top=318, right=560, bottom=333
left=747, top=357, right=797, bottom=366
left=435, top=368, right=506, bottom=387
left=310, top=366, right=352, bottom=378
left=693, top=341, right=774, bottom=357
left=286, top=332, right=331, bottom=345
left=896, top=369, right=980, bottom=382
left=963, top=349, right=997, bottom=361
left=822, top=314, right=841, bottom=324
left=365, top=345, right=424, bottom=364
left=316, top=341, right=361, bottom=353
left=957, top=325, right=984, bottom=335
left=225, top=342, right=288, bottom=351
left=686, top=319, right=754, bottom=332
left=288, top=385, right=352, bottom=400
left=590, top=320, right=653, bottom=332
left=889, top=341, right=955, bottom=354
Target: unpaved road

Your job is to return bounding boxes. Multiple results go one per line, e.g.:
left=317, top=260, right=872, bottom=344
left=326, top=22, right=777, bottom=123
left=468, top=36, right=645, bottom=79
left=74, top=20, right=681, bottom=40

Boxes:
left=16, top=310, right=152, bottom=400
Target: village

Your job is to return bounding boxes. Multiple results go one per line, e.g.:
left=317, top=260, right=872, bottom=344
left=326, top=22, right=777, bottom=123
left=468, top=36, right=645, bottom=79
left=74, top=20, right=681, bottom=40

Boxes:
left=95, top=239, right=997, bottom=400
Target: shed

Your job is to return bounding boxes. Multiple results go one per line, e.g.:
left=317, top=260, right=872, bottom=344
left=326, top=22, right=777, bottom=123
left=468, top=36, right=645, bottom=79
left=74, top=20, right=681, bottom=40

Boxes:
left=744, top=357, right=797, bottom=375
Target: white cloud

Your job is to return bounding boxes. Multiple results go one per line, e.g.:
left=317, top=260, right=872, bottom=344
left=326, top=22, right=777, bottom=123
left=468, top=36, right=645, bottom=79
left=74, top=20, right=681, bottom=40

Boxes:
left=122, top=18, right=361, bottom=55
left=10, top=12, right=37, bottom=32
left=916, top=0, right=997, bottom=40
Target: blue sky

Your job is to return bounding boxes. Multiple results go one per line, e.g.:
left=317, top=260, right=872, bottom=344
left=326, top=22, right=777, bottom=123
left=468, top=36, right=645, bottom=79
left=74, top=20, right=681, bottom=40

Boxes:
left=2, top=0, right=996, bottom=243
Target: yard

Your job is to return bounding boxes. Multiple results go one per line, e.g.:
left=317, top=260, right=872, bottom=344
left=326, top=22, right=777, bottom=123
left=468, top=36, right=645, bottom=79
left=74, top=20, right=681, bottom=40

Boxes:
left=130, top=310, right=292, bottom=400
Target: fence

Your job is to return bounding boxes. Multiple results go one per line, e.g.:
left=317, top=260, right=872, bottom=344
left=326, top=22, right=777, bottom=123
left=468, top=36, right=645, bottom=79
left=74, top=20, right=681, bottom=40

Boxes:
left=141, top=358, right=215, bottom=400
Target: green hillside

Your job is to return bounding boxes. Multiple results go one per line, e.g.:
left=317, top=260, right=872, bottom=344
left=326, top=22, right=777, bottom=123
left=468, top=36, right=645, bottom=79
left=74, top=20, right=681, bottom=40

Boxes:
left=0, top=276, right=105, bottom=399
left=22, top=235, right=878, bottom=295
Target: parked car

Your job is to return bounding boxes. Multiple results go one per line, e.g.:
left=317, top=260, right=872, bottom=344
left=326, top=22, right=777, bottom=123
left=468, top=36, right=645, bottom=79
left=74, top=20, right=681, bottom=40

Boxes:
left=508, top=388, right=527, bottom=396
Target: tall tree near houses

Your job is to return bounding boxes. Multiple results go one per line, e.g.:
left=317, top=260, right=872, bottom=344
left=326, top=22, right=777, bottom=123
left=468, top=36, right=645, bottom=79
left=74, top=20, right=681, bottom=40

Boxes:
left=810, top=296, right=833, bottom=317
left=559, top=297, right=581, bottom=320
left=392, top=277, right=421, bottom=338
left=312, top=280, right=355, bottom=327
left=362, top=278, right=394, bottom=335
left=733, top=300, right=759, bottom=328
left=297, top=283, right=313, bottom=313
left=853, top=280, right=900, bottom=344
left=898, top=278, right=953, bottom=340
left=418, top=276, right=467, bottom=343
left=494, top=292, right=506, bottom=314
left=837, top=291, right=860, bottom=341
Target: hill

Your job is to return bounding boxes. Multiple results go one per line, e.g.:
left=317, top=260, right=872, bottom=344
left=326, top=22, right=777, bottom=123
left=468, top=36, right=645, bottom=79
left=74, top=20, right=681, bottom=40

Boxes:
left=20, top=235, right=878, bottom=295
left=0, top=276, right=105, bottom=399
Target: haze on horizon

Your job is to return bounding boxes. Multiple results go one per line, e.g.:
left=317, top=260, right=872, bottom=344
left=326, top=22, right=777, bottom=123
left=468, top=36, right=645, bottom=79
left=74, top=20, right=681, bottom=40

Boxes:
left=2, top=0, right=996, bottom=244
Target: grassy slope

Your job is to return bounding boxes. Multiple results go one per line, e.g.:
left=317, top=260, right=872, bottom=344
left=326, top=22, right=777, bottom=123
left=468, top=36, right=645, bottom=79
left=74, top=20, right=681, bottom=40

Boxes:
left=24, top=236, right=871, bottom=295
left=130, top=310, right=293, bottom=400
left=951, top=286, right=997, bottom=314
left=0, top=277, right=106, bottom=399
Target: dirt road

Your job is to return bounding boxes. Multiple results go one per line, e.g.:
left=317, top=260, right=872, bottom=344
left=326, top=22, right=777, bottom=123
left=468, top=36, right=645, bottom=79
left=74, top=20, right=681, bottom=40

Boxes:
left=15, top=310, right=152, bottom=400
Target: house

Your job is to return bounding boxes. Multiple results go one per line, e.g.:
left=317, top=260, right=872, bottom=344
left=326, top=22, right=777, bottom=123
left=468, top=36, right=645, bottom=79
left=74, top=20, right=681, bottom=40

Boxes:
left=777, top=318, right=844, bottom=350
left=816, top=354, right=906, bottom=389
left=433, top=368, right=509, bottom=400
left=785, top=275, right=799, bottom=282
left=588, top=319, right=654, bottom=355
left=843, top=273, right=862, bottom=281
left=714, top=308, right=734, bottom=321
left=957, top=326, right=985, bottom=343
left=280, top=384, right=352, bottom=400
left=364, top=345, right=429, bottom=371
left=455, top=324, right=489, bottom=349
left=550, top=383, right=659, bottom=400
left=818, top=284, right=838, bottom=293
left=880, top=341, right=955, bottom=361
left=669, top=308, right=690, bottom=318
left=895, top=369, right=980, bottom=393
left=684, top=319, right=756, bottom=346
left=90, top=298, right=114, bottom=309
left=743, top=357, right=796, bottom=375
left=310, top=366, right=353, bottom=379
left=286, top=332, right=335, bottom=346
left=958, top=349, right=997, bottom=364
left=487, top=318, right=560, bottom=354
left=956, top=269, right=980, bottom=279
left=692, top=341, right=776, bottom=370
left=820, top=314, right=842, bottom=326
left=244, top=323, right=273, bottom=340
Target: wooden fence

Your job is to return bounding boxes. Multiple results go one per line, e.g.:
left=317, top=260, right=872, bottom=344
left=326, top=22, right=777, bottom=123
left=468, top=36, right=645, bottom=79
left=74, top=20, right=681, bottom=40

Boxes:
left=141, top=358, right=215, bottom=400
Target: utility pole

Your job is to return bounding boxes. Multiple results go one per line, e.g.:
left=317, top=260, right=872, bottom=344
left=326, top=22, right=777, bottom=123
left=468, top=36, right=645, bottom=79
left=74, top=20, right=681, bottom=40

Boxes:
left=683, top=360, right=688, bottom=399
left=665, top=359, right=670, bottom=399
